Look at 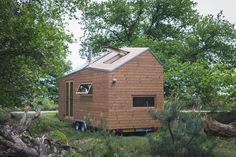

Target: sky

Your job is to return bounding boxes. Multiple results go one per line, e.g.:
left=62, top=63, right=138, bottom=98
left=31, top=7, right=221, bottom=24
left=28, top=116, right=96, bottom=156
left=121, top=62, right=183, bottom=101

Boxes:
left=66, top=0, right=236, bottom=70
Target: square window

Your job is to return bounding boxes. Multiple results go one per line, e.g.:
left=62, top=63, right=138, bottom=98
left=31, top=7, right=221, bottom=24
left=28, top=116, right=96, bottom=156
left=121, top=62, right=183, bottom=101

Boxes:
left=76, top=83, right=92, bottom=94
left=133, top=96, right=155, bottom=107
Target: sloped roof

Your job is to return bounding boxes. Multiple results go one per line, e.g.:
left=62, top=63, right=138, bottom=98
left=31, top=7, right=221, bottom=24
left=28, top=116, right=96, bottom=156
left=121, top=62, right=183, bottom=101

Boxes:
left=64, top=47, right=161, bottom=77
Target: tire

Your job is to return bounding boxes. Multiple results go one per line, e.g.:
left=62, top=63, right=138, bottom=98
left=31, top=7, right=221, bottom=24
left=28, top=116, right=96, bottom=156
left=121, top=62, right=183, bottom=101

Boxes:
left=75, top=122, right=80, bottom=131
left=81, top=126, right=85, bottom=132
left=75, top=121, right=86, bottom=132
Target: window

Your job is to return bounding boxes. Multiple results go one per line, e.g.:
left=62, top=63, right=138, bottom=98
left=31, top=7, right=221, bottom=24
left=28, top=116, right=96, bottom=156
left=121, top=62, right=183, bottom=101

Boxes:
left=133, top=96, right=155, bottom=107
left=65, top=81, right=73, bottom=116
left=70, top=82, right=73, bottom=116
left=76, top=83, right=92, bottom=94
left=103, top=47, right=129, bottom=64
left=104, top=54, right=124, bottom=64
left=66, top=82, right=69, bottom=116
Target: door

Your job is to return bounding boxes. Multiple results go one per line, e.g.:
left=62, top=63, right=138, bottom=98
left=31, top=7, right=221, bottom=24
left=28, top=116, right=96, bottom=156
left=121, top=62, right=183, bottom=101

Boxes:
left=65, top=81, right=73, bottom=118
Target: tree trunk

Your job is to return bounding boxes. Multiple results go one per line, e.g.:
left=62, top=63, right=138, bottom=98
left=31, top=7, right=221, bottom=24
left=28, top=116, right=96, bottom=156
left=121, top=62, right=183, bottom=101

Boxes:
left=204, top=116, right=236, bottom=137
left=0, top=110, right=47, bottom=157
left=0, top=110, right=77, bottom=157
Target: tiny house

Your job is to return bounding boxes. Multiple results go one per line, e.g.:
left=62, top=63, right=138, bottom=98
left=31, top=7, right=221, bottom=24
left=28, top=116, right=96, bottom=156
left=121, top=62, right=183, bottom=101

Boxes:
left=58, top=47, right=164, bottom=133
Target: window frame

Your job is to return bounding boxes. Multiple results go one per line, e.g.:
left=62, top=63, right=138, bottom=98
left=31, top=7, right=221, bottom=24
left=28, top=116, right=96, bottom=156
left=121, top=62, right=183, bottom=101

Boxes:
left=76, top=82, right=93, bottom=95
left=132, top=96, right=156, bottom=108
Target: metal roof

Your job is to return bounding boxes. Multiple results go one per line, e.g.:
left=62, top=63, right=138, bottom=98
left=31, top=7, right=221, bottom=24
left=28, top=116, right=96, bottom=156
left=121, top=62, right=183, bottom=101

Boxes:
left=63, top=47, right=161, bottom=77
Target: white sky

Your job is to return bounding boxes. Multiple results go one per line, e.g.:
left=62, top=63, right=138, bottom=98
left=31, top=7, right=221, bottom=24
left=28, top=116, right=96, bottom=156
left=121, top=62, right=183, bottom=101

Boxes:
left=66, top=0, right=236, bottom=70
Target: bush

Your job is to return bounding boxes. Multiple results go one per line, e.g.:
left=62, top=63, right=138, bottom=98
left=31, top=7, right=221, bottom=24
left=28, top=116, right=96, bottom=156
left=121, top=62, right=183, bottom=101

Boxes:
left=0, top=108, right=11, bottom=123
left=29, top=116, right=53, bottom=136
left=50, top=130, right=68, bottom=143
left=148, top=103, right=216, bottom=157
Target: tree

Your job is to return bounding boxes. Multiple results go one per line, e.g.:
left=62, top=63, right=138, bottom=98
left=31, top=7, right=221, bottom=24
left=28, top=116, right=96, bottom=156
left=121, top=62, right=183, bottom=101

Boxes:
left=0, top=0, right=81, bottom=108
left=79, top=0, right=236, bottom=109
left=165, top=61, right=236, bottom=110
left=148, top=103, right=215, bottom=157
left=80, top=0, right=197, bottom=55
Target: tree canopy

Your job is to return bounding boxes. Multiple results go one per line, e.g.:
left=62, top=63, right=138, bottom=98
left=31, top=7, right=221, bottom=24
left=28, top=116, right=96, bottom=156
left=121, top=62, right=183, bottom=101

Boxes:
left=80, top=0, right=236, bottom=110
left=0, top=0, right=80, bottom=108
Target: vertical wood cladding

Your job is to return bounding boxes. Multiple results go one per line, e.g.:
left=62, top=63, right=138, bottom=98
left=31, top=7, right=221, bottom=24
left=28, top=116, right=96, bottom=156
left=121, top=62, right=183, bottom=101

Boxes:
left=59, top=50, right=164, bottom=129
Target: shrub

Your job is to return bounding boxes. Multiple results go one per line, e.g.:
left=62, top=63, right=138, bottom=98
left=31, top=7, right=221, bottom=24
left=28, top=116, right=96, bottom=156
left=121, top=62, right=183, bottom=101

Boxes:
left=0, top=108, right=12, bottom=123
left=148, top=103, right=216, bottom=157
left=29, top=116, right=52, bottom=136
left=50, top=130, right=68, bottom=143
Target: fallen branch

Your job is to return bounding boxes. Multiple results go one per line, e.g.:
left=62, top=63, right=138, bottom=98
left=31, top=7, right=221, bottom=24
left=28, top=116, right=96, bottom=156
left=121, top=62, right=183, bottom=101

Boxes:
left=0, top=110, right=77, bottom=157
left=204, top=116, right=236, bottom=137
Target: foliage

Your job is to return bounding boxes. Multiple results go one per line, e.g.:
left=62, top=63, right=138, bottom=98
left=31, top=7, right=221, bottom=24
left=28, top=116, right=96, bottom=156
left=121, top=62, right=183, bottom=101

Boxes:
left=148, top=103, right=215, bottom=157
left=78, top=117, right=148, bottom=156
left=68, top=153, right=85, bottom=157
left=50, top=130, right=68, bottom=143
left=0, top=0, right=83, bottom=108
left=79, top=0, right=236, bottom=110
left=29, top=114, right=53, bottom=136
left=213, top=137, right=236, bottom=157
left=0, top=108, right=12, bottom=123
left=32, top=97, right=57, bottom=111
left=80, top=0, right=197, bottom=55
left=165, top=61, right=236, bottom=110
left=16, top=112, right=236, bottom=157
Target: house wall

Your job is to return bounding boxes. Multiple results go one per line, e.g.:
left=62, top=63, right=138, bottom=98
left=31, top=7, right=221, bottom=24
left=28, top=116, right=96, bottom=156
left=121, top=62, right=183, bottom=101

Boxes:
left=58, top=69, right=109, bottom=125
left=107, top=51, right=164, bottom=129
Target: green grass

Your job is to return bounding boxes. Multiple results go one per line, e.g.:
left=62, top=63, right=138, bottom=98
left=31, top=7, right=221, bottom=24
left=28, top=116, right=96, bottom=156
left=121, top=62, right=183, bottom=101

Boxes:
left=29, top=113, right=93, bottom=141
left=214, top=137, right=236, bottom=157
left=24, top=112, right=236, bottom=157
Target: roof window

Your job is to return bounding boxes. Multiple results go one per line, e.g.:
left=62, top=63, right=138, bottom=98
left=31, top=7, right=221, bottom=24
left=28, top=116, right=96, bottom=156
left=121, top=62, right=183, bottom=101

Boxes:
left=104, top=54, right=124, bottom=64
left=103, top=47, right=129, bottom=64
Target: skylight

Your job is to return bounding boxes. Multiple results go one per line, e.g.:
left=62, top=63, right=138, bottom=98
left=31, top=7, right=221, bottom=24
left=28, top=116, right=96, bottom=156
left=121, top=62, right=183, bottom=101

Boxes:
left=103, top=47, right=129, bottom=64
left=103, top=54, right=124, bottom=64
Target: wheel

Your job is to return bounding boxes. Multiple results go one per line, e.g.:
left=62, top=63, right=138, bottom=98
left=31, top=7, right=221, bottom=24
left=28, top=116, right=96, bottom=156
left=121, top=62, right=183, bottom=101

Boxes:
left=75, top=121, right=87, bottom=132
left=75, top=122, right=80, bottom=131
left=80, top=125, right=85, bottom=132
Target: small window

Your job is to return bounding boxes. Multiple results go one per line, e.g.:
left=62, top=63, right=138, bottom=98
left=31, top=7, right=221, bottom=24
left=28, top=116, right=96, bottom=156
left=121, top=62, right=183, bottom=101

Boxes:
left=76, top=83, right=92, bottom=94
left=104, top=47, right=129, bottom=64
left=104, top=52, right=127, bottom=64
left=104, top=54, right=123, bottom=64
left=133, top=96, right=155, bottom=107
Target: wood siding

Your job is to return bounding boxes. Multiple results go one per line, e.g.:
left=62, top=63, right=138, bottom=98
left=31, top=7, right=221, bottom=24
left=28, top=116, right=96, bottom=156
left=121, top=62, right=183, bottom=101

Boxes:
left=58, top=50, right=164, bottom=129
left=107, top=51, right=163, bottom=129
left=59, top=70, right=109, bottom=125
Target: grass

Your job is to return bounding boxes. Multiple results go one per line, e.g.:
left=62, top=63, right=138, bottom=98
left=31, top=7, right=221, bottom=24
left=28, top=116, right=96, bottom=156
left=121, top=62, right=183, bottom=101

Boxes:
left=214, top=137, right=236, bottom=157
left=23, top=112, right=236, bottom=157
left=29, top=113, right=93, bottom=140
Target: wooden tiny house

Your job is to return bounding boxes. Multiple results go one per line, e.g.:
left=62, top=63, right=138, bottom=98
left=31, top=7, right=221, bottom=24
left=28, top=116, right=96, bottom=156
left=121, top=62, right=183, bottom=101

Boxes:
left=58, top=47, right=164, bottom=132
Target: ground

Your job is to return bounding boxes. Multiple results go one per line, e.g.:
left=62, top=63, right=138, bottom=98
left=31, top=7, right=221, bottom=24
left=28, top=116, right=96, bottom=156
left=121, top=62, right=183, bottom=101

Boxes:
left=27, top=112, right=236, bottom=157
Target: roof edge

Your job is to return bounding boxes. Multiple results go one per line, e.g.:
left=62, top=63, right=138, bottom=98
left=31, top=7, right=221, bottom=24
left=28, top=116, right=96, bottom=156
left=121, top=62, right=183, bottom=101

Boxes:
left=59, top=47, right=163, bottom=79
left=147, top=48, right=163, bottom=65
